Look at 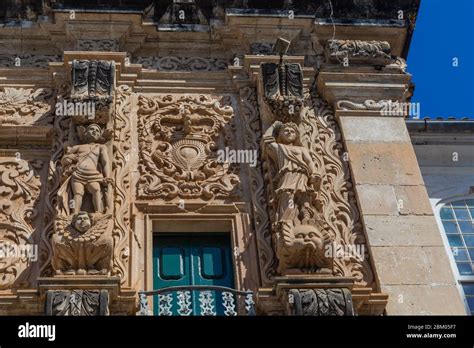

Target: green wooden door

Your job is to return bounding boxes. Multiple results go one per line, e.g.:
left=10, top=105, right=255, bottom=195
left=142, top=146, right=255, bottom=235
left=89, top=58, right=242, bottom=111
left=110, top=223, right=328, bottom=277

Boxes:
left=153, top=233, right=234, bottom=315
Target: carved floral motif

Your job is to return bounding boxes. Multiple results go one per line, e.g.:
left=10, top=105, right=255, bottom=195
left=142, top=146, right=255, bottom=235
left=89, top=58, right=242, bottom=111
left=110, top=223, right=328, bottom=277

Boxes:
left=0, top=87, right=53, bottom=125
left=0, top=159, right=42, bottom=289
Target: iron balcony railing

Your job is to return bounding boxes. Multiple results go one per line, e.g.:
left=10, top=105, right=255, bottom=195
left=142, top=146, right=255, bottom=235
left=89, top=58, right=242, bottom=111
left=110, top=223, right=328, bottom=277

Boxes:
left=138, top=285, right=255, bottom=316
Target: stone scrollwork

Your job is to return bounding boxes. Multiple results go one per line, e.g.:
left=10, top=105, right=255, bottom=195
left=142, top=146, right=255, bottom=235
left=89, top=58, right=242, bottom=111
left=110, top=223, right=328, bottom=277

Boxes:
left=137, top=94, right=240, bottom=200
left=0, top=87, right=54, bottom=125
left=0, top=159, right=42, bottom=289
left=288, top=288, right=354, bottom=316
left=308, top=91, right=374, bottom=287
left=238, top=87, right=275, bottom=286
left=135, top=57, right=229, bottom=71
left=336, top=99, right=391, bottom=111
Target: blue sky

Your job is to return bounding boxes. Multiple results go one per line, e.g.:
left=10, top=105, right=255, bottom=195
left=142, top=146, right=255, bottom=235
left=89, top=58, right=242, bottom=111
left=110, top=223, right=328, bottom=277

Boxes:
left=407, top=0, right=474, bottom=119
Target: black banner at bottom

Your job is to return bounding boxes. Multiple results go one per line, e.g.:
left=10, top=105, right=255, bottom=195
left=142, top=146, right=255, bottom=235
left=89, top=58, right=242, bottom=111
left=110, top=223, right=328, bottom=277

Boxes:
left=0, top=316, right=473, bottom=346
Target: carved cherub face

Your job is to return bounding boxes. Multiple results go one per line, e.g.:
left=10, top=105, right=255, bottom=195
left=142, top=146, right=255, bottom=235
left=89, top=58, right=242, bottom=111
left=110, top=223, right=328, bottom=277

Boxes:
left=84, top=124, right=102, bottom=143
left=293, top=225, right=322, bottom=250
left=73, top=212, right=92, bottom=233
left=278, top=124, right=298, bottom=145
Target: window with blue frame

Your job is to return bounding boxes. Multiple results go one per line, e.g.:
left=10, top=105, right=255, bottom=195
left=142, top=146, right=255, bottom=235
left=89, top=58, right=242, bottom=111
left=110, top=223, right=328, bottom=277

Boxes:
left=440, top=199, right=474, bottom=315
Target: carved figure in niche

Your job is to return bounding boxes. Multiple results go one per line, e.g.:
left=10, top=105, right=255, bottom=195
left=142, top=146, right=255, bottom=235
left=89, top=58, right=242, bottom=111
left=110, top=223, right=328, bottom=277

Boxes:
left=262, top=121, right=321, bottom=223
left=58, top=124, right=113, bottom=215
left=52, top=211, right=113, bottom=275
left=263, top=121, right=333, bottom=274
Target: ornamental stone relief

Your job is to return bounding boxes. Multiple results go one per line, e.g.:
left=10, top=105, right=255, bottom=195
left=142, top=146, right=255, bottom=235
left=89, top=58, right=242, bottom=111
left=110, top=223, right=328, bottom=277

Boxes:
left=137, top=94, right=240, bottom=200
left=260, top=61, right=374, bottom=287
left=0, top=158, right=42, bottom=289
left=0, top=87, right=54, bottom=125
left=45, top=60, right=118, bottom=280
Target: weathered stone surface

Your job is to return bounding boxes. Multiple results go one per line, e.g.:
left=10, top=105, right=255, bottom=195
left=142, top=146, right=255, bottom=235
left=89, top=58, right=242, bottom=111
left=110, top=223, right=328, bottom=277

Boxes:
left=371, top=247, right=431, bottom=285
left=371, top=246, right=457, bottom=286
left=423, top=247, right=461, bottom=285
left=346, top=142, right=425, bottom=185
left=382, top=284, right=466, bottom=315
left=356, top=184, right=398, bottom=216
left=394, top=185, right=434, bottom=215
left=339, top=117, right=410, bottom=143
left=364, top=215, right=445, bottom=247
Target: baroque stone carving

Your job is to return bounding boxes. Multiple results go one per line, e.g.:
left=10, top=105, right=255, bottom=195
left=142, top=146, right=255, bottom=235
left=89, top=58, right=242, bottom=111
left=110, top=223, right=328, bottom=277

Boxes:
left=45, top=289, right=109, bottom=316
left=0, top=54, right=62, bottom=68
left=262, top=121, right=333, bottom=275
left=76, top=39, right=119, bottom=52
left=71, top=60, right=115, bottom=107
left=336, top=99, right=391, bottom=111
left=57, top=124, right=113, bottom=216
left=288, top=288, right=354, bottom=316
left=111, top=85, right=133, bottom=286
left=135, top=57, right=229, bottom=71
left=260, top=77, right=375, bottom=286
left=308, top=90, right=374, bottom=286
left=0, top=159, right=42, bottom=289
left=40, top=78, right=72, bottom=277
left=0, top=87, right=53, bottom=125
left=261, top=62, right=304, bottom=122
left=52, top=212, right=113, bottom=275
left=238, top=87, right=275, bottom=285
left=138, top=94, right=240, bottom=200
left=326, top=40, right=392, bottom=65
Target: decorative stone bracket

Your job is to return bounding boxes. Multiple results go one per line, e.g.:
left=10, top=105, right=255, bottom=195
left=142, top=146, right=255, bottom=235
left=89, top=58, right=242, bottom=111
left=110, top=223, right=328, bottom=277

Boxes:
left=45, top=289, right=109, bottom=316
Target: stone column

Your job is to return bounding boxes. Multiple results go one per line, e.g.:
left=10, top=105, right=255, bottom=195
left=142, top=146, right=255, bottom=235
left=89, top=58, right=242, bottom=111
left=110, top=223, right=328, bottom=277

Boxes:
left=317, top=42, right=465, bottom=314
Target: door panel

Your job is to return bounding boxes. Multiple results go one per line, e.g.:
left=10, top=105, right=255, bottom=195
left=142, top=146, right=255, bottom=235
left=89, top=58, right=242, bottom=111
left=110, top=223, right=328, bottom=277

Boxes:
left=153, top=233, right=234, bottom=315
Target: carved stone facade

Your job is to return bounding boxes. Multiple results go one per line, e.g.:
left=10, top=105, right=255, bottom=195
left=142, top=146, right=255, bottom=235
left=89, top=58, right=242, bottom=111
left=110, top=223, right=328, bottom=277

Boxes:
left=0, top=1, right=464, bottom=316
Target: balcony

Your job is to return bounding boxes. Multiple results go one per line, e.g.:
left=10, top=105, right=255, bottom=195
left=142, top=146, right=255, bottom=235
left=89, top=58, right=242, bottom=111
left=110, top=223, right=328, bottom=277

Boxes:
left=138, top=285, right=256, bottom=316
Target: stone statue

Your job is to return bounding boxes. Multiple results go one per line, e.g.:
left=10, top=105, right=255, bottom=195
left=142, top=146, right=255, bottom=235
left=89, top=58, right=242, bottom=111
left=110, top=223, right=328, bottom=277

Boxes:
left=58, top=124, right=113, bottom=215
left=263, top=121, right=333, bottom=274
left=262, top=121, right=321, bottom=224
left=52, top=211, right=113, bottom=275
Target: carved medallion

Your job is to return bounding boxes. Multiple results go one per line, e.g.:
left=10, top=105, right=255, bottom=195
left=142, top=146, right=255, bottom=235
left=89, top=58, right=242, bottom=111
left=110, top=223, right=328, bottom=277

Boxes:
left=138, top=94, right=240, bottom=200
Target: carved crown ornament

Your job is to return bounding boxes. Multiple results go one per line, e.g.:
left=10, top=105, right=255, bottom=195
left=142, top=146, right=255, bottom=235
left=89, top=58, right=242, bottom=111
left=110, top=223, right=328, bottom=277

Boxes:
left=137, top=94, right=240, bottom=200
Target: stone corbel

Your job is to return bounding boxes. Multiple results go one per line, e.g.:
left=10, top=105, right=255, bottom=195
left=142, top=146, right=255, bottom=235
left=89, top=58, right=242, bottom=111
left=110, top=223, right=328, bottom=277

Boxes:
left=70, top=59, right=115, bottom=124
left=274, top=276, right=355, bottom=316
